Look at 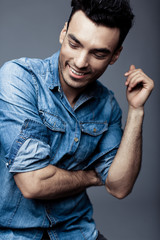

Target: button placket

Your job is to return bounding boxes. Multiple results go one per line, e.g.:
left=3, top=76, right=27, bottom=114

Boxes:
left=69, top=121, right=81, bottom=154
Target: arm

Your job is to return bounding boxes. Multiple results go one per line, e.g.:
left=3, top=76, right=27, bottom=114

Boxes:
left=0, top=62, right=102, bottom=200
left=14, top=165, right=102, bottom=199
left=106, top=65, right=154, bottom=199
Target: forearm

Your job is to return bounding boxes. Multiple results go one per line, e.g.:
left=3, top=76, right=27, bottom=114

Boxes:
left=106, top=65, right=154, bottom=199
left=14, top=164, right=102, bottom=199
left=106, top=106, right=144, bottom=199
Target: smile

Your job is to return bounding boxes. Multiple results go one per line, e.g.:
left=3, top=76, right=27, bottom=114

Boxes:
left=68, top=65, right=87, bottom=76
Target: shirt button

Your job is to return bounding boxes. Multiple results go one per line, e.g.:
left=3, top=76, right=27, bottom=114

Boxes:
left=93, top=128, right=97, bottom=132
left=74, top=137, right=79, bottom=143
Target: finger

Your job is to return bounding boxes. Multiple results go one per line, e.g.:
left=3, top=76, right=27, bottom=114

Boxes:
left=125, top=69, right=144, bottom=86
left=127, top=75, right=146, bottom=92
left=125, top=70, right=141, bottom=83
left=126, top=70, right=149, bottom=86
left=130, top=64, right=136, bottom=71
left=124, top=64, right=136, bottom=77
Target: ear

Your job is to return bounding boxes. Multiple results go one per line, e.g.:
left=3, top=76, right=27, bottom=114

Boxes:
left=59, top=22, right=68, bottom=44
left=109, top=46, right=123, bottom=65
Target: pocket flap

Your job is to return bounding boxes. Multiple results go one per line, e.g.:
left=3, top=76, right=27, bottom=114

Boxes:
left=41, top=112, right=66, bottom=132
left=80, top=122, right=108, bottom=136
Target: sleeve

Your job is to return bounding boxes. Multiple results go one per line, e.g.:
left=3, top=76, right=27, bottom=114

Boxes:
left=0, top=60, right=51, bottom=173
left=94, top=94, right=123, bottom=184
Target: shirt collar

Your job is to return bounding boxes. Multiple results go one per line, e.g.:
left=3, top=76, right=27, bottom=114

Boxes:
left=47, top=50, right=61, bottom=90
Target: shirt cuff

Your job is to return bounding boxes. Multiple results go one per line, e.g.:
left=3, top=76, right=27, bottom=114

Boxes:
left=95, top=148, right=118, bottom=184
left=9, top=138, right=50, bottom=173
left=6, top=119, right=51, bottom=173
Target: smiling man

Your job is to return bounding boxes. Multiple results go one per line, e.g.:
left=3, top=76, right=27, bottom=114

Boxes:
left=58, top=11, right=122, bottom=107
left=0, top=0, right=154, bottom=240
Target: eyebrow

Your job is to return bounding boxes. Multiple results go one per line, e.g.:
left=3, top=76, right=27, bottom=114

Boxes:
left=68, top=33, right=111, bottom=54
left=68, top=33, right=81, bottom=45
left=92, top=48, right=111, bottom=55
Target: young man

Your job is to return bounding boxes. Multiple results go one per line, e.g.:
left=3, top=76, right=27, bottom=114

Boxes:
left=0, top=0, right=154, bottom=239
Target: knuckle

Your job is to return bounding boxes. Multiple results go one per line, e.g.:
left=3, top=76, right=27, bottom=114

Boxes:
left=138, top=68, right=143, bottom=73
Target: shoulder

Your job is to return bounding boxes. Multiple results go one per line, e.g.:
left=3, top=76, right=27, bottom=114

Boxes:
left=0, top=55, right=51, bottom=88
left=0, top=54, right=53, bottom=79
left=0, top=58, right=40, bottom=104
left=94, top=80, right=110, bottom=97
left=0, top=59, right=34, bottom=93
left=93, top=81, right=122, bottom=124
left=94, top=80, right=118, bottom=105
left=0, top=57, right=35, bottom=80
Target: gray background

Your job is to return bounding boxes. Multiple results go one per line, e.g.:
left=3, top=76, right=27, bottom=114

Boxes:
left=1, top=0, right=159, bottom=239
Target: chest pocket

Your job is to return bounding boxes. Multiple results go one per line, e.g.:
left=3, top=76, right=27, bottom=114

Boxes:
left=75, top=122, right=108, bottom=163
left=39, top=111, right=66, bottom=159
left=81, top=122, right=108, bottom=136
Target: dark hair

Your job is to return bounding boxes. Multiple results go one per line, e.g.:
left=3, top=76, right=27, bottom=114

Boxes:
left=68, top=0, right=134, bottom=49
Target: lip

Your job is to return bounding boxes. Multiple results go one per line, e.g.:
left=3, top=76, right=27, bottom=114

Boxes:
left=68, top=65, right=89, bottom=79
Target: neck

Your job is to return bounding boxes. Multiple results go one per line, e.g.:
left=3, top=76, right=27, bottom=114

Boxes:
left=62, top=85, right=83, bottom=108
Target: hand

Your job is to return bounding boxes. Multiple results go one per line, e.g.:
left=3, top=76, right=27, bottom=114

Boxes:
left=124, top=65, right=154, bottom=109
left=86, top=170, right=103, bottom=186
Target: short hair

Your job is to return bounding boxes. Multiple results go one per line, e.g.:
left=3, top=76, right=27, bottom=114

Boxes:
left=68, top=0, right=134, bottom=49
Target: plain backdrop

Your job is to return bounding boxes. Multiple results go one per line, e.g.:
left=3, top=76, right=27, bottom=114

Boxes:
left=1, top=1, right=159, bottom=239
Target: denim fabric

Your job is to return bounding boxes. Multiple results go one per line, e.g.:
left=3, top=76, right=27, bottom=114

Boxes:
left=0, top=51, right=123, bottom=240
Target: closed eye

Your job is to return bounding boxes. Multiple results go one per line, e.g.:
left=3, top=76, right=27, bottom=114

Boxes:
left=68, top=40, right=79, bottom=49
left=91, top=51, right=110, bottom=59
left=68, top=34, right=81, bottom=49
left=93, top=53, right=108, bottom=59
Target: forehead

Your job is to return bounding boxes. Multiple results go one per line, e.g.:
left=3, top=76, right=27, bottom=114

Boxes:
left=67, top=10, right=120, bottom=52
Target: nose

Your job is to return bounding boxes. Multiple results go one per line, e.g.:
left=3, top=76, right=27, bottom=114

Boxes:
left=74, top=51, right=89, bottom=69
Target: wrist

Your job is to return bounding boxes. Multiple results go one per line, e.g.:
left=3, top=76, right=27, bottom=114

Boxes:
left=82, top=170, right=102, bottom=187
left=128, top=105, right=144, bottom=118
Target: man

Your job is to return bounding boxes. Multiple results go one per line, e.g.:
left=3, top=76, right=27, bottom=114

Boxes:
left=0, top=0, right=154, bottom=239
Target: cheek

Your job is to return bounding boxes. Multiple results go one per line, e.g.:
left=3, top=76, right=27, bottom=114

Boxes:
left=91, top=61, right=108, bottom=75
left=60, top=43, right=73, bottom=60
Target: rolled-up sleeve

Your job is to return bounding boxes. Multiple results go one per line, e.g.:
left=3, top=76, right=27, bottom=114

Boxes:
left=94, top=95, right=123, bottom=184
left=95, top=126, right=123, bottom=184
left=7, top=119, right=51, bottom=173
left=0, top=61, right=51, bottom=173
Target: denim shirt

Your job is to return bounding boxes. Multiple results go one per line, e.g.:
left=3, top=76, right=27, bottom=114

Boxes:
left=0, top=51, right=123, bottom=240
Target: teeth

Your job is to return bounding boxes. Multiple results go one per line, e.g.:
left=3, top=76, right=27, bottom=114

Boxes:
left=70, top=67, right=85, bottom=76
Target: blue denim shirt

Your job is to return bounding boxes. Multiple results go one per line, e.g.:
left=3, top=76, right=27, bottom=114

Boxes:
left=0, top=51, right=122, bottom=240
